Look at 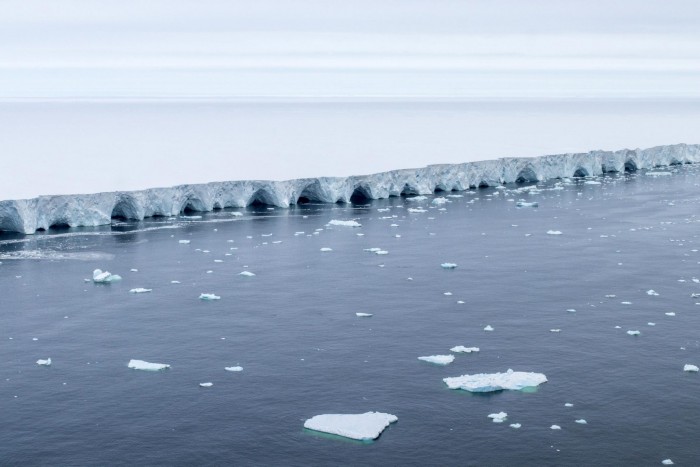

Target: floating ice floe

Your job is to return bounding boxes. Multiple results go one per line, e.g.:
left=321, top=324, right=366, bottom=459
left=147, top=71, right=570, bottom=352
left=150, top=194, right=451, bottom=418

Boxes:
left=364, top=248, right=382, bottom=253
left=484, top=325, right=494, bottom=332
left=225, top=366, right=243, bottom=372
left=356, top=313, right=373, bottom=317
left=450, top=346, right=479, bottom=353
left=128, top=359, right=170, bottom=371
left=129, top=288, right=152, bottom=294
left=550, top=329, right=561, bottom=333
left=683, top=364, right=699, bottom=372
left=407, top=208, right=427, bottom=213
left=443, top=369, right=547, bottom=392
left=320, top=247, right=333, bottom=252
left=627, top=330, right=641, bottom=336
left=239, top=271, right=256, bottom=277
left=432, top=197, right=449, bottom=205
left=441, top=263, right=458, bottom=269
left=575, top=419, right=587, bottom=424
left=546, top=230, right=563, bottom=235
left=199, top=293, right=220, bottom=300
left=36, top=358, right=51, bottom=366
left=199, top=382, right=213, bottom=388
left=130, top=268, right=138, bottom=272
left=418, top=355, right=455, bottom=365
left=665, top=312, right=676, bottom=316
left=510, top=423, right=521, bottom=429
left=327, top=220, right=362, bottom=228
left=230, top=212, right=243, bottom=217
left=488, top=412, right=507, bottom=423
left=647, top=290, right=659, bottom=296
left=303, top=412, right=398, bottom=441
left=405, top=196, right=427, bottom=202
left=516, top=201, right=538, bottom=208
left=178, top=240, right=191, bottom=244
left=662, top=459, right=674, bottom=465
left=92, top=269, right=122, bottom=283
left=551, top=425, right=561, bottom=430
left=564, top=403, right=574, bottom=407
left=375, top=250, right=389, bottom=255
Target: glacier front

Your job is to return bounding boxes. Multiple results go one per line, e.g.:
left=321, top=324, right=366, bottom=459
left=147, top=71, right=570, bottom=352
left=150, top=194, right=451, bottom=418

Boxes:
left=0, top=143, right=697, bottom=235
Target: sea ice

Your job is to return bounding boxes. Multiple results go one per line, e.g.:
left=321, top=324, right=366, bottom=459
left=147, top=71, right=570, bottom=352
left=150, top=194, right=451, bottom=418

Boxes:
left=199, top=293, right=221, bottom=300
left=488, top=412, right=508, bottom=423
left=407, top=208, right=427, bottom=213
left=516, top=201, right=538, bottom=208
left=683, top=364, right=699, bottom=372
left=647, top=290, right=659, bottom=296
left=178, top=240, right=191, bottom=244
left=92, top=269, right=122, bottom=283
left=510, top=423, right=521, bottom=429
left=36, top=358, right=51, bottom=366
left=546, top=230, right=563, bottom=235
left=432, top=197, right=449, bottom=205
left=320, top=247, right=333, bottom=252
left=443, top=369, right=547, bottom=392
left=484, top=325, right=494, bottom=331
left=575, top=419, right=587, bottom=424
left=128, top=359, right=170, bottom=371
left=441, top=263, right=458, bottom=269
left=551, top=425, right=562, bottom=430
left=129, top=288, right=152, bottom=294
left=356, top=313, right=373, bottom=317
left=627, top=330, right=641, bottom=336
left=327, top=220, right=362, bottom=228
left=303, top=412, right=398, bottom=441
left=662, top=459, right=674, bottom=465
left=405, top=196, right=427, bottom=201
left=665, top=312, right=676, bottom=316
left=418, top=355, right=455, bottom=365
left=239, top=271, right=256, bottom=277
left=199, top=382, right=213, bottom=388
left=450, top=346, right=479, bottom=353
left=225, top=366, right=243, bottom=372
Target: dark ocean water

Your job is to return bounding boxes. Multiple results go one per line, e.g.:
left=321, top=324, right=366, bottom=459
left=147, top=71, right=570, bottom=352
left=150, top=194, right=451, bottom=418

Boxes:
left=1, top=167, right=700, bottom=466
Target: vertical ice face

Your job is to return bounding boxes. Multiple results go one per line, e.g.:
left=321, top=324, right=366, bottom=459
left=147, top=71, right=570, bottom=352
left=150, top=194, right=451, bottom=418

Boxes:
left=0, top=144, right=697, bottom=234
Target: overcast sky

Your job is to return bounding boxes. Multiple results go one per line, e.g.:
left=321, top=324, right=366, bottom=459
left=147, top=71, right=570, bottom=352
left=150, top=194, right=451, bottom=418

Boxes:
left=1, top=0, right=699, bottom=99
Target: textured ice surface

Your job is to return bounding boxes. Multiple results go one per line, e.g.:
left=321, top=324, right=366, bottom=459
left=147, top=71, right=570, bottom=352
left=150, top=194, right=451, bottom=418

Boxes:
left=443, top=369, right=548, bottom=392
left=488, top=412, right=508, bottom=423
left=2, top=144, right=696, bottom=234
left=418, top=355, right=455, bottom=365
left=199, top=293, right=220, bottom=300
left=128, top=359, right=170, bottom=371
left=92, top=269, right=122, bottom=283
left=303, top=412, right=398, bottom=441
left=450, top=346, right=480, bottom=353
left=683, top=364, right=699, bottom=372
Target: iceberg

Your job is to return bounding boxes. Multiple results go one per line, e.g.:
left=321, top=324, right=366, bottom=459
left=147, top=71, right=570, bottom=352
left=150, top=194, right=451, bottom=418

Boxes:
left=418, top=355, right=455, bottom=365
left=443, top=369, right=547, bottom=392
left=92, top=269, right=122, bottom=283
left=128, top=359, right=170, bottom=371
left=199, top=382, right=213, bottom=388
left=36, top=358, right=51, bottom=366
left=303, top=412, right=398, bottom=441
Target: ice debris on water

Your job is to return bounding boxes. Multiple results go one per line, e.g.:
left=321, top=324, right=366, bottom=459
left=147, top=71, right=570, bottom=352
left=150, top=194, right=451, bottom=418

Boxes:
left=199, top=382, right=213, bottom=388
left=488, top=412, right=508, bottom=423
left=199, top=293, right=220, bottom=300
left=92, top=269, right=122, bottom=283
left=320, top=247, right=333, bottom=252
left=450, top=346, right=479, bottom=353
left=327, top=220, right=362, bottom=228
left=683, top=364, right=699, bottom=372
left=418, top=355, right=455, bottom=365
left=239, top=271, right=256, bottom=277
left=484, top=325, right=494, bottom=332
left=510, top=423, right=521, bottom=429
left=647, top=290, right=659, bottom=296
left=356, top=313, right=373, bottom=317
left=662, top=460, right=674, bottom=465
left=665, top=312, right=676, bottom=316
left=128, top=359, right=170, bottom=371
left=443, top=369, right=547, bottom=392
left=546, top=230, right=563, bottom=235
left=129, top=288, right=152, bottom=294
left=627, top=330, right=641, bottom=336
left=551, top=425, right=561, bottom=430
left=516, top=201, right=538, bottom=208
left=303, top=412, right=398, bottom=441
left=441, top=263, right=458, bottom=269
left=36, top=358, right=51, bottom=366
left=225, top=366, right=243, bottom=372
left=178, top=240, right=191, bottom=244
left=575, top=419, right=587, bottom=424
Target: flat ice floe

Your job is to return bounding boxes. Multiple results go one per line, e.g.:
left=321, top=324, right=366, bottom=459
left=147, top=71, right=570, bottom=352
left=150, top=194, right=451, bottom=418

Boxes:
left=225, top=366, right=243, bottom=372
left=320, top=247, right=333, bottom=252
left=516, top=201, right=538, bottom=208
left=443, top=369, right=547, bottom=392
left=327, top=220, right=362, bottom=227
left=92, top=269, right=122, bottom=283
left=356, top=312, right=373, bottom=317
left=239, top=271, right=256, bottom=277
left=488, top=412, right=508, bottom=423
left=199, top=382, right=213, bottom=388
left=36, top=358, right=51, bottom=366
left=128, top=359, right=170, bottom=371
left=129, top=288, right=152, bottom=293
left=418, top=355, right=455, bottom=365
left=199, top=293, right=220, bottom=300
left=441, top=263, right=458, bottom=269
left=683, top=364, right=699, bottom=372
left=546, top=230, right=563, bottom=235
left=303, top=412, right=398, bottom=441
left=450, top=346, right=479, bottom=353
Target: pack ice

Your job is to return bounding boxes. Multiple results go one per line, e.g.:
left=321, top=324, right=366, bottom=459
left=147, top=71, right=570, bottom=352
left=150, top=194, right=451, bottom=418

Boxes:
left=303, top=412, right=398, bottom=441
left=2, top=144, right=696, bottom=234
left=443, top=369, right=548, bottom=392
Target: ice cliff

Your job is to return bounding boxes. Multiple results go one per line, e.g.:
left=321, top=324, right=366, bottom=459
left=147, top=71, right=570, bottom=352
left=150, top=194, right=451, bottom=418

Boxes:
left=1, top=143, right=698, bottom=234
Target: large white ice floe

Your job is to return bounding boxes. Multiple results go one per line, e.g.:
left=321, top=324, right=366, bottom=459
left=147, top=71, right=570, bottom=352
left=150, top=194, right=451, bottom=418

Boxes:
left=418, top=355, right=455, bottom=365
left=443, top=369, right=548, bottom=392
left=303, top=412, right=398, bottom=441
left=128, top=359, right=170, bottom=371
left=327, top=220, right=362, bottom=227
left=1, top=144, right=698, bottom=234
left=92, top=269, right=122, bottom=283
left=683, top=364, right=699, bottom=372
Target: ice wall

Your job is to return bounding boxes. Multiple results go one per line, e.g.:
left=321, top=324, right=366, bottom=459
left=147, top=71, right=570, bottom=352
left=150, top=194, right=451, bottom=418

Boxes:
left=1, top=144, right=697, bottom=234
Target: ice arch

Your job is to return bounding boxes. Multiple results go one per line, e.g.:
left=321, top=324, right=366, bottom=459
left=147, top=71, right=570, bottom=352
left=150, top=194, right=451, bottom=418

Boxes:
left=350, top=185, right=372, bottom=203
left=515, top=167, right=538, bottom=183
left=573, top=167, right=589, bottom=178
left=247, top=188, right=276, bottom=206
left=624, top=159, right=638, bottom=173
left=400, top=183, right=419, bottom=196
left=181, top=196, right=206, bottom=213
left=297, top=182, right=325, bottom=204
left=111, top=195, right=140, bottom=220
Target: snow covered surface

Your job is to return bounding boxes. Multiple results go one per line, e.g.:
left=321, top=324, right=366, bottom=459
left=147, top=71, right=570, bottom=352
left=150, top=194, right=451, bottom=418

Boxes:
left=1, top=144, right=697, bottom=234
left=128, top=359, right=170, bottom=371
left=443, top=369, right=548, bottom=392
left=303, top=412, right=398, bottom=441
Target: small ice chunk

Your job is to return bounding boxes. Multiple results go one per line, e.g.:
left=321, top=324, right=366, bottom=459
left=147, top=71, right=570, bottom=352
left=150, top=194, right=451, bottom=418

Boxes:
left=443, top=369, right=547, bottom=392
left=566, top=309, right=576, bottom=313
left=550, top=329, right=561, bottom=333
left=516, top=201, right=538, bottom=208
left=231, top=212, right=243, bottom=216
left=356, top=313, right=373, bottom=317
left=178, top=240, right=191, bottom=244
left=92, top=269, right=122, bottom=283
left=129, top=288, right=152, bottom=294
left=488, top=412, right=507, bottom=423
left=36, top=358, right=51, bottom=366
left=662, top=460, right=674, bottom=465
left=510, top=423, right=521, bottom=429
left=239, top=271, right=256, bottom=277
left=647, top=289, right=659, bottom=296
left=564, top=403, right=574, bottom=407
left=441, top=263, right=458, bottom=269
left=375, top=250, right=389, bottom=255
left=320, top=247, right=333, bottom=252
left=665, top=312, right=676, bottom=316
left=405, top=196, right=427, bottom=201
left=130, top=269, right=139, bottom=272
left=199, top=293, right=221, bottom=301
left=684, top=364, right=699, bottom=372
left=575, top=419, right=587, bottom=424
left=551, top=425, right=561, bottom=430
left=418, top=355, right=455, bottom=365
left=327, top=220, right=362, bottom=227
left=303, top=412, right=398, bottom=441
left=627, top=330, right=641, bottom=336
left=171, top=280, right=181, bottom=284
left=199, top=382, right=213, bottom=388
left=225, top=366, right=243, bottom=372
left=648, top=322, right=656, bottom=326
left=407, top=208, right=427, bottom=213
left=128, top=359, right=170, bottom=371
left=432, top=197, right=449, bottom=205
left=444, top=292, right=453, bottom=296
left=450, top=346, right=479, bottom=353
left=484, top=325, right=494, bottom=331
left=546, top=230, right=562, bottom=235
